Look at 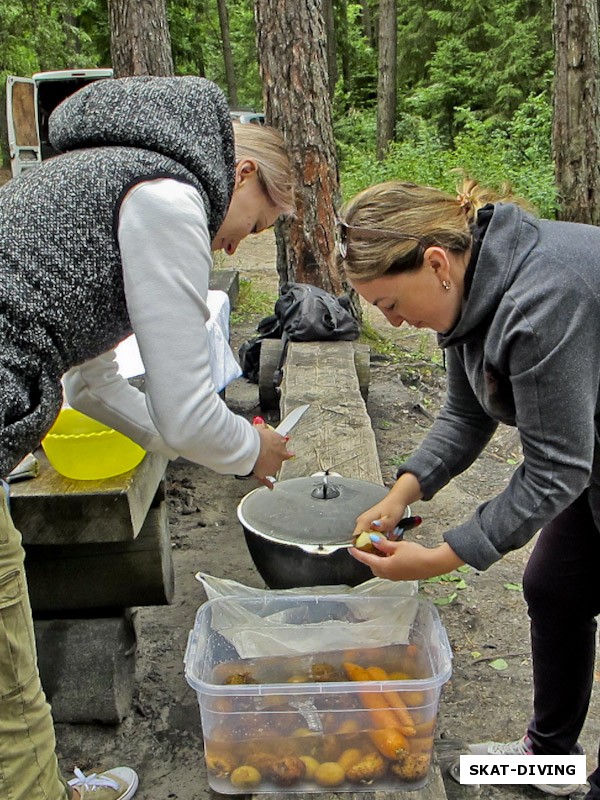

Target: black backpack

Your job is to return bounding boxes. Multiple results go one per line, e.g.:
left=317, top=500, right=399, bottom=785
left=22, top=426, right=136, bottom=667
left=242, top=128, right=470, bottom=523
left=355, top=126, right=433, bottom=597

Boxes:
left=274, top=282, right=360, bottom=342
left=239, top=282, right=360, bottom=383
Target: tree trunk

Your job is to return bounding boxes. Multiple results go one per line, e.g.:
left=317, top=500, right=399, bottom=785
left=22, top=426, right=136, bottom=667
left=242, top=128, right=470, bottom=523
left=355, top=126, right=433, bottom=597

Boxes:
left=376, top=0, right=397, bottom=160
left=323, top=0, right=338, bottom=97
left=217, top=0, right=238, bottom=107
left=360, top=0, right=375, bottom=47
left=338, top=0, right=352, bottom=93
left=552, top=0, right=600, bottom=224
left=254, top=0, right=343, bottom=294
left=108, top=0, right=174, bottom=78
left=63, top=13, right=81, bottom=55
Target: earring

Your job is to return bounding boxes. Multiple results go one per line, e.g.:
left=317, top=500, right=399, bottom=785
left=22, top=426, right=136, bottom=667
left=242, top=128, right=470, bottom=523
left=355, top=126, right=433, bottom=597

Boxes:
left=442, top=280, right=451, bottom=291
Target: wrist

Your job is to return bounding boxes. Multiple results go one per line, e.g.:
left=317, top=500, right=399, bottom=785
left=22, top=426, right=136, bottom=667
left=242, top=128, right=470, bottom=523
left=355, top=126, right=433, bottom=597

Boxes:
left=389, top=472, right=422, bottom=506
left=427, top=542, right=464, bottom=576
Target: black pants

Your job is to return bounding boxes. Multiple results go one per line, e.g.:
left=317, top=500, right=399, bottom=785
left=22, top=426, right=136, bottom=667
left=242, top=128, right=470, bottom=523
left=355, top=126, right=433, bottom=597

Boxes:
left=524, top=490, right=600, bottom=796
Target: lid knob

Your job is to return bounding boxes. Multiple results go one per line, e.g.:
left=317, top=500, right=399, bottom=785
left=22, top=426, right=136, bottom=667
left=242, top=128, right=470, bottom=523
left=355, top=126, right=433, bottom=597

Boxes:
left=310, top=473, right=341, bottom=500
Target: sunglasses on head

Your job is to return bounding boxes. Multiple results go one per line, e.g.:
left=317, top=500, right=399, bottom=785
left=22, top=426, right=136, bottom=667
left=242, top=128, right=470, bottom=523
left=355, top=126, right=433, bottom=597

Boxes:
left=334, top=218, right=426, bottom=259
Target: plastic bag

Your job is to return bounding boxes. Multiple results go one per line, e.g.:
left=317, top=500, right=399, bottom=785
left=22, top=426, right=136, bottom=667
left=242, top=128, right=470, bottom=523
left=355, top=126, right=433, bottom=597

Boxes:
left=194, top=573, right=418, bottom=659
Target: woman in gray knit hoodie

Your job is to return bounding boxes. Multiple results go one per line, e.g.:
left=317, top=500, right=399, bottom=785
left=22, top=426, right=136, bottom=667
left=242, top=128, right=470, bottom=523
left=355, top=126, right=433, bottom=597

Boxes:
left=339, top=179, right=600, bottom=798
left=0, top=76, right=293, bottom=800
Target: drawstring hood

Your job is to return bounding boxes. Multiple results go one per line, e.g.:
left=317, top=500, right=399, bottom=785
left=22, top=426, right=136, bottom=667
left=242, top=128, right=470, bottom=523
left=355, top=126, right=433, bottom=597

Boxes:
left=49, top=75, right=235, bottom=237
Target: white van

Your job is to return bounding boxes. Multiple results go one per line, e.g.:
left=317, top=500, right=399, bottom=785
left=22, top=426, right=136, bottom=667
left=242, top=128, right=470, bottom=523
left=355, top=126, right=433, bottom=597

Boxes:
left=6, top=68, right=114, bottom=177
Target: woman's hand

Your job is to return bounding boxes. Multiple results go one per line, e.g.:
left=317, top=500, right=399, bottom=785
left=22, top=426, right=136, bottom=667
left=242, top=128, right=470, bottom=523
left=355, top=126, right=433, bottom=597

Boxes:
left=349, top=538, right=464, bottom=581
left=353, top=497, right=408, bottom=537
left=353, top=472, right=423, bottom=536
left=252, top=422, right=294, bottom=488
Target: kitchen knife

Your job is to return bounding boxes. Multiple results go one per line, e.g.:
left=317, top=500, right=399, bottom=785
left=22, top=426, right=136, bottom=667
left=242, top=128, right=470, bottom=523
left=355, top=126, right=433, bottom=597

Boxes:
left=235, top=403, right=310, bottom=479
left=274, top=403, right=310, bottom=436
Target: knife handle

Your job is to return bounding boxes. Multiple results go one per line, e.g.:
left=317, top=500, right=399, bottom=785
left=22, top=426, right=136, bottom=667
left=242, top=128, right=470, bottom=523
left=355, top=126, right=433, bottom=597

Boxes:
left=388, top=515, right=423, bottom=541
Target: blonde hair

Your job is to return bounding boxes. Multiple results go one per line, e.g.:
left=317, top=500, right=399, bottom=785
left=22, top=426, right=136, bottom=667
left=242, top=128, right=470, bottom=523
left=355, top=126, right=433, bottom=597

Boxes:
left=340, top=178, right=528, bottom=282
left=233, top=122, right=294, bottom=215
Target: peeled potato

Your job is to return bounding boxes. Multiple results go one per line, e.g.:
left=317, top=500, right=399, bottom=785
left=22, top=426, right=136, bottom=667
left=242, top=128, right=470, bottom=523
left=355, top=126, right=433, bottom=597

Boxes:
left=353, top=531, right=378, bottom=554
left=230, top=765, right=261, bottom=789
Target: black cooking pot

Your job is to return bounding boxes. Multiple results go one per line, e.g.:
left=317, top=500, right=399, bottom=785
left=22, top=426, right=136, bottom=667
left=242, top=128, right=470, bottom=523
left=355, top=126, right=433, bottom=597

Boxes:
left=237, top=474, right=409, bottom=589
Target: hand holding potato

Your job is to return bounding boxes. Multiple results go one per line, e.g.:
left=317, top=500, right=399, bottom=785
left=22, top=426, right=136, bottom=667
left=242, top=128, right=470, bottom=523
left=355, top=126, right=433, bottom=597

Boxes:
left=350, top=537, right=465, bottom=581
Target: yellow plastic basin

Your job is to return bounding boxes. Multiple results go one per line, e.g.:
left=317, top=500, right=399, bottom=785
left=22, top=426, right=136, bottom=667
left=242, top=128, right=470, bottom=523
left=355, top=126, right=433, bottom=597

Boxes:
left=42, top=408, right=146, bottom=480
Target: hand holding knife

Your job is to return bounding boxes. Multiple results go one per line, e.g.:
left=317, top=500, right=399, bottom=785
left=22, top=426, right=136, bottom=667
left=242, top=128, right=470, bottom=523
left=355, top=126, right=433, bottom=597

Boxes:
left=383, top=514, right=422, bottom=541
left=235, top=403, right=309, bottom=481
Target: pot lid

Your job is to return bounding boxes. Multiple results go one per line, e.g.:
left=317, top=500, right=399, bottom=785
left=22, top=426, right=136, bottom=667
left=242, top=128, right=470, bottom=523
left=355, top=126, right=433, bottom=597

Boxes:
left=237, top=474, right=389, bottom=548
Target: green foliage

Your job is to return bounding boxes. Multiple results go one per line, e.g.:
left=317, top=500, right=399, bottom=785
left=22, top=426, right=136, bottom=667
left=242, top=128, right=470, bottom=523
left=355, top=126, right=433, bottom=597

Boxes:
left=0, top=0, right=109, bottom=166
left=359, top=318, right=403, bottom=360
left=335, top=2, right=378, bottom=109
left=229, top=278, right=277, bottom=324
left=0, top=0, right=558, bottom=216
left=339, top=92, right=557, bottom=219
left=0, top=1, right=106, bottom=77
left=169, top=0, right=262, bottom=109
left=397, top=0, right=553, bottom=138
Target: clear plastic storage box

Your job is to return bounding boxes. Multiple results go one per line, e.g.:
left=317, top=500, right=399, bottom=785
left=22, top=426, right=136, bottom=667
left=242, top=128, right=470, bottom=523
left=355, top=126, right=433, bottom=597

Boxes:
left=184, top=593, right=452, bottom=794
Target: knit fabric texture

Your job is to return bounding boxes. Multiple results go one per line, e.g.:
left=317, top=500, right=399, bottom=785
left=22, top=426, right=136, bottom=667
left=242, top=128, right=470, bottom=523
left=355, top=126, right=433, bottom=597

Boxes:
left=0, top=76, right=235, bottom=477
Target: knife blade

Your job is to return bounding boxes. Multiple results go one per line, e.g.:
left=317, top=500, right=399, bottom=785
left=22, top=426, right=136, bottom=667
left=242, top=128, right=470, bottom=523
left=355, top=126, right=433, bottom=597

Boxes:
left=275, top=403, right=310, bottom=437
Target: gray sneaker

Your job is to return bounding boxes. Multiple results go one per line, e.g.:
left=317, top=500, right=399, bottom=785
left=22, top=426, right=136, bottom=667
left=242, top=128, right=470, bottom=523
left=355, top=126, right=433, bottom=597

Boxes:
left=468, top=733, right=535, bottom=756
left=463, top=735, right=584, bottom=797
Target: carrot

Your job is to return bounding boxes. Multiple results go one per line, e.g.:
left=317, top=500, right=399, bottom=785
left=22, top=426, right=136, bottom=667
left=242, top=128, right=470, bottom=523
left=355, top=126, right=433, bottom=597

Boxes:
left=342, top=662, right=404, bottom=731
left=413, top=717, right=437, bottom=738
left=367, top=728, right=409, bottom=761
left=387, top=670, right=428, bottom=707
left=366, top=665, right=417, bottom=737
left=342, top=660, right=373, bottom=682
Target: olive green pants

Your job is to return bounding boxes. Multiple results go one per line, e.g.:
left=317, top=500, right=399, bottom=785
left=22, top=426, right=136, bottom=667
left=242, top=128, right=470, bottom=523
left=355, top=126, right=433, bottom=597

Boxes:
left=0, top=485, right=69, bottom=800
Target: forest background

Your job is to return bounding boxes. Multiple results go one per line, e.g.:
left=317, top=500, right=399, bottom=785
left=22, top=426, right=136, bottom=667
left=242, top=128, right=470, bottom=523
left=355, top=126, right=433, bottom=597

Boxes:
left=0, top=0, right=556, bottom=216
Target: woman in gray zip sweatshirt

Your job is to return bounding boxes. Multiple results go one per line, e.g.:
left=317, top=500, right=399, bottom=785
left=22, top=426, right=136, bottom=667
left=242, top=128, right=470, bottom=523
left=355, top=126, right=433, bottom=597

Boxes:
left=339, top=179, right=600, bottom=798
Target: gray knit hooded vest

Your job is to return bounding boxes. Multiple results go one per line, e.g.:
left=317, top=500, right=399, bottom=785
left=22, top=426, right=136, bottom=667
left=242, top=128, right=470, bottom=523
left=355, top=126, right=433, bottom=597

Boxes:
left=0, top=76, right=235, bottom=477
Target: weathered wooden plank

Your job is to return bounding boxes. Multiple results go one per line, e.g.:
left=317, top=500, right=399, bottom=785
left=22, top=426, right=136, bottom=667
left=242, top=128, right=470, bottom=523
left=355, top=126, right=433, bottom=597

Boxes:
left=278, top=341, right=381, bottom=484
left=10, top=450, right=168, bottom=545
left=259, top=340, right=371, bottom=411
left=209, top=268, right=240, bottom=308
left=34, top=612, right=136, bottom=724
left=25, top=502, right=173, bottom=612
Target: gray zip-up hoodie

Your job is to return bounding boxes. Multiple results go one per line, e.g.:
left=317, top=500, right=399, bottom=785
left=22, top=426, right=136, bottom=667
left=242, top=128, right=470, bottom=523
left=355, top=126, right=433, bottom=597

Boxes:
left=399, top=202, right=600, bottom=569
left=0, top=76, right=234, bottom=477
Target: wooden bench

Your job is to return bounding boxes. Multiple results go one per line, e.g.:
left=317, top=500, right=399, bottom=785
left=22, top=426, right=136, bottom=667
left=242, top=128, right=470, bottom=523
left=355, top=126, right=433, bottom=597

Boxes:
left=259, top=338, right=370, bottom=411
left=277, top=340, right=379, bottom=481
left=11, top=450, right=169, bottom=723
left=258, top=339, right=448, bottom=800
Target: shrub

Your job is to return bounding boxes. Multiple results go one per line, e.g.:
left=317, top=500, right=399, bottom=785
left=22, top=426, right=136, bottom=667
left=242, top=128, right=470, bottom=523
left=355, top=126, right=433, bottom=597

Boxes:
left=338, top=92, right=557, bottom=218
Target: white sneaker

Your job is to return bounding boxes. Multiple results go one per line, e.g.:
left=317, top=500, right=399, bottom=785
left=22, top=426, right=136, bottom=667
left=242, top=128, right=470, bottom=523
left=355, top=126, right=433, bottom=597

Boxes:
left=465, top=736, right=583, bottom=797
left=68, top=767, right=139, bottom=800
